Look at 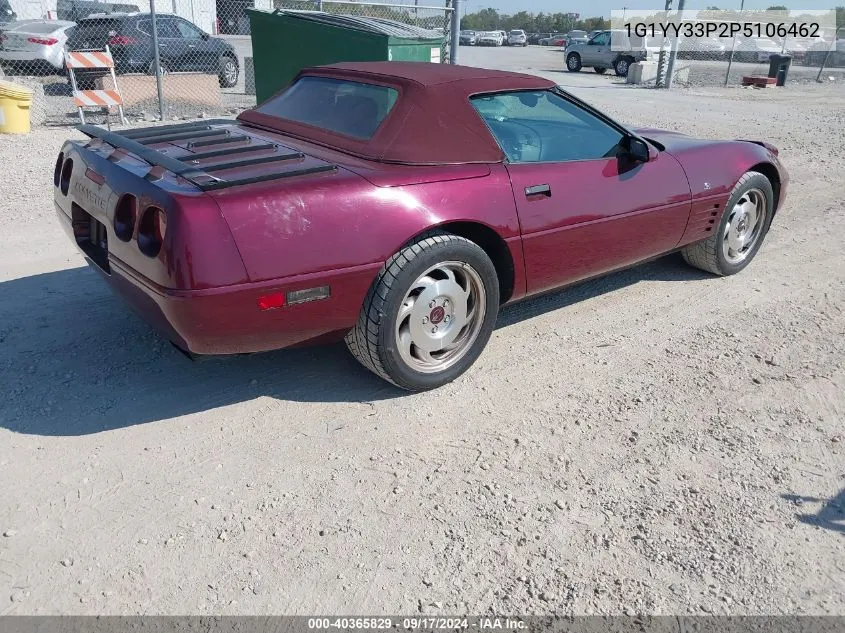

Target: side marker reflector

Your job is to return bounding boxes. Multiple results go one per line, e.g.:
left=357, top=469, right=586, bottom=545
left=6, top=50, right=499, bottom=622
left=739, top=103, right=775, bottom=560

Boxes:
left=258, top=286, right=330, bottom=311
left=258, top=293, right=285, bottom=311
left=286, top=286, right=330, bottom=306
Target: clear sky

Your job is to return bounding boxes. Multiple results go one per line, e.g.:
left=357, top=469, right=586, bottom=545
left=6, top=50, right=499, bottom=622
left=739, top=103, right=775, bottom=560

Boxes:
left=458, top=0, right=839, bottom=19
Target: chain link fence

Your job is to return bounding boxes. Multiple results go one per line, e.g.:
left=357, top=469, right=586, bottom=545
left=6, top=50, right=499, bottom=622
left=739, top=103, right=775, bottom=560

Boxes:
left=668, top=31, right=845, bottom=88
left=0, top=0, right=454, bottom=127
left=609, top=9, right=842, bottom=88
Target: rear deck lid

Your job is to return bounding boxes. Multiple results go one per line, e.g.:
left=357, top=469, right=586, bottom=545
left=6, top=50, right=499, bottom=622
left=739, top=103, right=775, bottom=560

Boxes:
left=78, top=119, right=340, bottom=192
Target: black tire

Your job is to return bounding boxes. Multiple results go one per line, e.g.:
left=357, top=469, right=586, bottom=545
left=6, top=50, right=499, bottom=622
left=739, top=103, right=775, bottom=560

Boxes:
left=147, top=59, right=169, bottom=77
left=594, top=67, right=608, bottom=74
left=614, top=56, right=633, bottom=76
left=566, top=53, right=582, bottom=72
left=681, top=171, right=775, bottom=277
left=345, top=232, right=500, bottom=391
left=218, top=55, right=238, bottom=88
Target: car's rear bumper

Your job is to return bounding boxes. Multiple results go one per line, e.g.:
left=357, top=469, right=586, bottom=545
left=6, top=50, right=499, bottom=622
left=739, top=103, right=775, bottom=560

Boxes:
left=0, top=51, right=62, bottom=68
left=55, top=204, right=380, bottom=355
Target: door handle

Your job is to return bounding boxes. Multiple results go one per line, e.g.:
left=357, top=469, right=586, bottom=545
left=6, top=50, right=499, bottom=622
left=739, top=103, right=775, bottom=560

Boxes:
left=525, top=184, right=551, bottom=197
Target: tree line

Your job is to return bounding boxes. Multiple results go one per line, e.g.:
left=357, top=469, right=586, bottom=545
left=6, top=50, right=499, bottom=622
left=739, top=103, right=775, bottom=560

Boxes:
left=460, top=8, right=609, bottom=34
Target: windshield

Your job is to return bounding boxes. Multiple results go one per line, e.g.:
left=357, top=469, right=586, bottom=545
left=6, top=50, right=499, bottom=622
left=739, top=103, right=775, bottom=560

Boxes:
left=255, top=76, right=398, bottom=140
left=70, top=17, right=120, bottom=44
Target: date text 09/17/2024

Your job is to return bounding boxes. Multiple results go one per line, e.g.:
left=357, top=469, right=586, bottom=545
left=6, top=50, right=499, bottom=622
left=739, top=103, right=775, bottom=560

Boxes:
left=306, top=617, right=528, bottom=630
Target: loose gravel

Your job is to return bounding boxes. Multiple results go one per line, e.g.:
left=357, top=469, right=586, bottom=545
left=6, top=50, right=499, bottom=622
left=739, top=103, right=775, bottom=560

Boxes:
left=0, top=71, right=842, bottom=616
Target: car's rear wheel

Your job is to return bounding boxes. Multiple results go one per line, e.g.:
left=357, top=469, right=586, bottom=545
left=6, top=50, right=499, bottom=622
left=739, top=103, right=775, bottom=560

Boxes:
left=681, top=171, right=774, bottom=276
left=594, top=67, right=608, bottom=74
left=345, top=233, right=500, bottom=391
left=614, top=56, right=633, bottom=76
left=218, top=55, right=238, bottom=88
left=566, top=53, right=582, bottom=71
left=148, top=59, right=170, bottom=77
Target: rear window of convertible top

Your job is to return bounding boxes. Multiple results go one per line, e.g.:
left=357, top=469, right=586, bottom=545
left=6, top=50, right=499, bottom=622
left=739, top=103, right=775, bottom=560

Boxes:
left=255, top=76, right=399, bottom=140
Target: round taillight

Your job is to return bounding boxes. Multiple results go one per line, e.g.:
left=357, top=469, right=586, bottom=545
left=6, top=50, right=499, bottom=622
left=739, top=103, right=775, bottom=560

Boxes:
left=60, top=157, right=73, bottom=196
left=113, top=194, right=137, bottom=242
left=54, top=152, right=64, bottom=188
left=138, top=206, right=166, bottom=258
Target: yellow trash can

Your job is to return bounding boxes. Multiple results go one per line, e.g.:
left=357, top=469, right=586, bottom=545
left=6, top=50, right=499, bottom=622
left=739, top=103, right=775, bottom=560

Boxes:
left=0, top=80, right=33, bottom=134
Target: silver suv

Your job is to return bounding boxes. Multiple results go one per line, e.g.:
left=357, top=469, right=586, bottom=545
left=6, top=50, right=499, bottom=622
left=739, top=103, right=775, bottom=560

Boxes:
left=564, top=29, right=650, bottom=76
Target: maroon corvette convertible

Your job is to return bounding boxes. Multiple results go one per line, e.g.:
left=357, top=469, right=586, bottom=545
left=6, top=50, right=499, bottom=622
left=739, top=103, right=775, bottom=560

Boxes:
left=54, top=62, right=787, bottom=390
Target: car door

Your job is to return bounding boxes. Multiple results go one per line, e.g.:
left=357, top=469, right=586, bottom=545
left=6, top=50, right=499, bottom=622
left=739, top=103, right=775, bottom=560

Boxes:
left=151, top=16, right=190, bottom=70
left=173, top=17, right=215, bottom=71
left=582, top=31, right=609, bottom=65
left=470, top=89, right=692, bottom=296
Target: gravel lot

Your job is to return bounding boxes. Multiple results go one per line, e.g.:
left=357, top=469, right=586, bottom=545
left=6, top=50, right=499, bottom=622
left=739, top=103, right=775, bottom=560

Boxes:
left=0, top=66, right=843, bottom=615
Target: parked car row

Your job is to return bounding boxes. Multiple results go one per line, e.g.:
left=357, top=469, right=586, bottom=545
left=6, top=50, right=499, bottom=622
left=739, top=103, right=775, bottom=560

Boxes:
left=0, top=11, right=239, bottom=87
left=532, top=30, right=591, bottom=47
left=460, top=28, right=593, bottom=48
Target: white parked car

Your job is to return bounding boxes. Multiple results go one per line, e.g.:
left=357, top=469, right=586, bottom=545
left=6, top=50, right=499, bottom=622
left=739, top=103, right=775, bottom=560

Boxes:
left=507, top=29, right=527, bottom=46
left=0, top=19, right=75, bottom=74
left=477, top=31, right=503, bottom=46
left=732, top=37, right=783, bottom=63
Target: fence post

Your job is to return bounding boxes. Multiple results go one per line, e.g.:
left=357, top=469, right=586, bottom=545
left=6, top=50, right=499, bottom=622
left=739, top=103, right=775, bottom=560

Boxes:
left=150, top=0, right=165, bottom=120
left=449, top=0, right=460, bottom=64
left=655, top=0, right=672, bottom=87
left=724, top=0, right=745, bottom=86
left=816, top=25, right=844, bottom=82
left=663, top=0, right=684, bottom=89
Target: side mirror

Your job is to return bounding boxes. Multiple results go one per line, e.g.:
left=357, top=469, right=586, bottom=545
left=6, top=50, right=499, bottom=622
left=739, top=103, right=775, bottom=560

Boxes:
left=624, top=136, right=651, bottom=163
left=201, top=32, right=209, bottom=40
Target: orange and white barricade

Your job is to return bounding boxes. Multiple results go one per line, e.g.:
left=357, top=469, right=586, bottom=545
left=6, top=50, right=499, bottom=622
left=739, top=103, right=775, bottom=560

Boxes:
left=65, top=46, right=127, bottom=127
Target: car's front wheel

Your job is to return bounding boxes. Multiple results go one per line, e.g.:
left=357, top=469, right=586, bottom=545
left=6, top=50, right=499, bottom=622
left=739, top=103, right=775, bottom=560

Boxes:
left=681, top=171, right=774, bottom=276
left=566, top=53, right=582, bottom=71
left=345, top=233, right=500, bottom=391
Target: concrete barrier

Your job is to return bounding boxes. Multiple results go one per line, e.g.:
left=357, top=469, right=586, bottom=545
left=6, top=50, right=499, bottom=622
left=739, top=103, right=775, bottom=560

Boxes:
left=96, top=73, right=223, bottom=108
left=627, top=60, right=691, bottom=85
left=627, top=61, right=659, bottom=84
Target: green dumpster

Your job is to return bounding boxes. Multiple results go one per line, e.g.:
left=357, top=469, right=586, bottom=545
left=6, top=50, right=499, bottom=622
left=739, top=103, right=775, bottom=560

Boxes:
left=246, top=9, right=444, bottom=104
